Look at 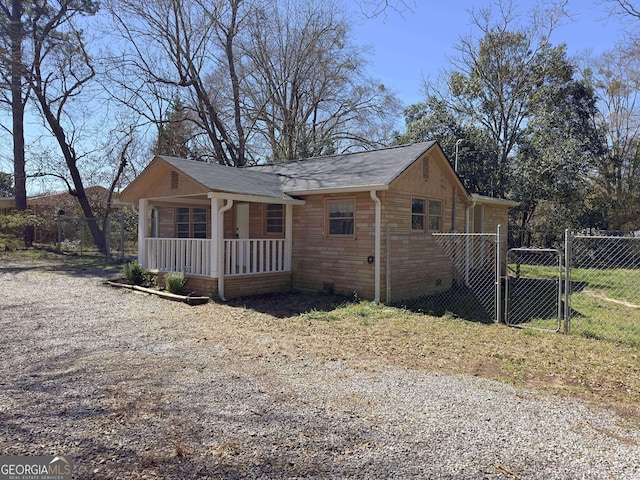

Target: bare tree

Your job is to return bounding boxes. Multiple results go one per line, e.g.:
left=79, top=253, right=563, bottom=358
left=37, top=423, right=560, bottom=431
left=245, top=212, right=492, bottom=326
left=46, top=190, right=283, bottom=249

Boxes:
left=606, top=0, right=640, bottom=18
left=355, top=0, right=415, bottom=18
left=244, top=0, right=401, bottom=161
left=107, top=0, right=250, bottom=166
left=0, top=0, right=29, bottom=214
left=584, top=46, right=640, bottom=229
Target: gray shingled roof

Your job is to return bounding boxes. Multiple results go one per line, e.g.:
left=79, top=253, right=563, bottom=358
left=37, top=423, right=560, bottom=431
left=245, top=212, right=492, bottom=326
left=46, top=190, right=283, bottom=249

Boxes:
left=158, top=155, right=293, bottom=200
left=158, top=142, right=438, bottom=198
left=250, top=141, right=437, bottom=193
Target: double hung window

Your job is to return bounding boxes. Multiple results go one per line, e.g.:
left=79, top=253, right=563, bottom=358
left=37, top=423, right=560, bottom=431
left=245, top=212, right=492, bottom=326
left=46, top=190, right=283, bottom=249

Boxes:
left=327, top=199, right=354, bottom=236
left=175, top=207, right=208, bottom=238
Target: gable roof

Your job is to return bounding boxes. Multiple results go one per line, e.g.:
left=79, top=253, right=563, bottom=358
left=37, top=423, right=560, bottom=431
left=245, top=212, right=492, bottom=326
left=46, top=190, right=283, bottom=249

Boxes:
left=250, top=141, right=441, bottom=194
left=157, top=156, right=293, bottom=200
left=120, top=142, right=472, bottom=203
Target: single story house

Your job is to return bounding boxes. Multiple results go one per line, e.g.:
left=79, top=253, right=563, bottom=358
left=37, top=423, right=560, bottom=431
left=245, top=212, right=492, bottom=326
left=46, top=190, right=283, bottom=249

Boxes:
left=119, top=141, right=518, bottom=302
left=0, top=186, right=123, bottom=217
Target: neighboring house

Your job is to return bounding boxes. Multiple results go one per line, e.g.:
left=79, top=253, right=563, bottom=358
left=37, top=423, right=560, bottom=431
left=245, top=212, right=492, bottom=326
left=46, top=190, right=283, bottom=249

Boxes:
left=0, top=186, right=122, bottom=217
left=120, top=141, right=518, bottom=302
left=0, top=187, right=128, bottom=245
left=0, top=197, right=14, bottom=216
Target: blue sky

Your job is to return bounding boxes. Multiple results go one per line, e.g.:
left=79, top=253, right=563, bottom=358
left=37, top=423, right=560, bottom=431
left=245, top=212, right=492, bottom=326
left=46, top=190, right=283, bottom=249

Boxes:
left=349, top=0, right=625, bottom=107
left=1, top=0, right=628, bottom=194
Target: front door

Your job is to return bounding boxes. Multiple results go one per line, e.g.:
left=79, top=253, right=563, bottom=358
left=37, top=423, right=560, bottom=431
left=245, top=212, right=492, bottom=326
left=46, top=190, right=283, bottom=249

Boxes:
left=236, top=203, right=249, bottom=239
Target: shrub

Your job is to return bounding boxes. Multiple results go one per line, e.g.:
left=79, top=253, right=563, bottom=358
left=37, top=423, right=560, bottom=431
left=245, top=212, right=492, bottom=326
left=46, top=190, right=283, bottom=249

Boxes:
left=122, top=261, right=148, bottom=285
left=165, top=271, right=187, bottom=295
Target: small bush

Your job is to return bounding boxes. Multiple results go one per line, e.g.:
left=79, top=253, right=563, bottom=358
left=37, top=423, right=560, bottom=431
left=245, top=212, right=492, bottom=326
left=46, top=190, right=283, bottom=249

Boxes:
left=165, top=271, right=187, bottom=295
left=122, top=261, right=148, bottom=285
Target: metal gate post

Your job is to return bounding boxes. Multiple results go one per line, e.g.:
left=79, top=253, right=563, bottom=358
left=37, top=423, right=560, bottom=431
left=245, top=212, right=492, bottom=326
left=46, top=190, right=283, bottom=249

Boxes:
left=564, top=229, right=572, bottom=334
left=496, top=224, right=502, bottom=323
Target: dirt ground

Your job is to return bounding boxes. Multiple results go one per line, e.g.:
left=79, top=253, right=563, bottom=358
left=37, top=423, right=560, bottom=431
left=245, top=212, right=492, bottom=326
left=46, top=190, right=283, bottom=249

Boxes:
left=1, top=257, right=639, bottom=479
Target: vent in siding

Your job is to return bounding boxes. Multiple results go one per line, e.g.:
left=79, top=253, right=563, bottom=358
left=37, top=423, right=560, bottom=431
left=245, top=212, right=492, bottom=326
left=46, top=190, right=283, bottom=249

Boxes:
left=422, top=158, right=430, bottom=180
left=171, top=171, right=179, bottom=189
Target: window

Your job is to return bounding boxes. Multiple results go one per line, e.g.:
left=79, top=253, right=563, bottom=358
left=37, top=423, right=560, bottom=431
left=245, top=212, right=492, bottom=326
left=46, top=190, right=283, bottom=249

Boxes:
left=412, top=197, right=442, bottom=232
left=411, top=198, right=425, bottom=230
left=175, top=207, right=208, bottom=238
left=327, top=199, right=354, bottom=236
left=265, top=204, right=284, bottom=235
left=428, top=200, right=442, bottom=231
left=176, top=207, right=190, bottom=237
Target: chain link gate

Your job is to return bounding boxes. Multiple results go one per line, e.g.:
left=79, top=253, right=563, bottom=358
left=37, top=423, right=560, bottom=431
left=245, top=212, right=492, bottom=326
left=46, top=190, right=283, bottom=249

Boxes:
left=505, top=248, right=565, bottom=331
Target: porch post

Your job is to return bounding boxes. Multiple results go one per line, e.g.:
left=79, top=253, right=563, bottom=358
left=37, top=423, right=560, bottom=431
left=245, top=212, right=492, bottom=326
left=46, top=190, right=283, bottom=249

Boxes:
left=285, top=204, right=293, bottom=271
left=215, top=198, right=234, bottom=301
left=210, top=197, right=220, bottom=277
left=137, top=198, right=148, bottom=268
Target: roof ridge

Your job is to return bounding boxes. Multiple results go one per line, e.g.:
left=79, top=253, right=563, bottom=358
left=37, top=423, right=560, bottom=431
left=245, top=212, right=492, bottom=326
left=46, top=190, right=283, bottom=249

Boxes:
left=247, top=141, right=434, bottom=169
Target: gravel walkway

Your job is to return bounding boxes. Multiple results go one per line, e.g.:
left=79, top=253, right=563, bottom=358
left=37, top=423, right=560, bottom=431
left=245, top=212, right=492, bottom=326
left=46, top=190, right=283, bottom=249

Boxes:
left=1, top=261, right=639, bottom=479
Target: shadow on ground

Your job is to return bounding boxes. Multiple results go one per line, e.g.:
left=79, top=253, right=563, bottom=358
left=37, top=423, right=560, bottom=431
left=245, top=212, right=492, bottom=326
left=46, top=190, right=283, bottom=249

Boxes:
left=225, top=291, right=358, bottom=318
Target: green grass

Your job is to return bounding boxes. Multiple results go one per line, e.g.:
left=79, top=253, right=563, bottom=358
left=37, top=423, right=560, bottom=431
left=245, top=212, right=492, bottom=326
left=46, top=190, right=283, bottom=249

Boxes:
left=571, top=267, right=640, bottom=304
left=570, top=292, right=640, bottom=347
left=509, top=263, right=640, bottom=348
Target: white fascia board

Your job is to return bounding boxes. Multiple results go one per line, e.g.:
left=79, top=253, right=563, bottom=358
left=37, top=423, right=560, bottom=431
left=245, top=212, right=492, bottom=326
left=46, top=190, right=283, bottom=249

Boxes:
left=471, top=194, right=520, bottom=207
left=207, top=191, right=306, bottom=205
left=285, top=185, right=389, bottom=196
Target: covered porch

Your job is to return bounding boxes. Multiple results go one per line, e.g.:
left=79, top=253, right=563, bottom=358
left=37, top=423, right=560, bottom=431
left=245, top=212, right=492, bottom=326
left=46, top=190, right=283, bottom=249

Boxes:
left=136, top=192, right=304, bottom=299
left=119, top=155, right=307, bottom=299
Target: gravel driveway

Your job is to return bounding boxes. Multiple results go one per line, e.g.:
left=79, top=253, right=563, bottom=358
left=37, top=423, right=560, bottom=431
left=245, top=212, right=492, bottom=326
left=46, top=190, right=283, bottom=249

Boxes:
left=1, top=260, right=639, bottom=479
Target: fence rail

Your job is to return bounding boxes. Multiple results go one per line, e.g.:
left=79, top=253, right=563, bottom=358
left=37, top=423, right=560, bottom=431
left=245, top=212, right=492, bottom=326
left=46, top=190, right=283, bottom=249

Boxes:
left=387, top=228, right=640, bottom=340
left=567, top=232, right=640, bottom=343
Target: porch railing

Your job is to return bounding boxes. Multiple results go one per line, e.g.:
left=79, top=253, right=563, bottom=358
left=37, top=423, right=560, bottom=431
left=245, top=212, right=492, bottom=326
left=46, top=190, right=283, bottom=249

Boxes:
left=224, top=239, right=287, bottom=276
left=144, top=238, right=288, bottom=277
left=145, top=238, right=211, bottom=276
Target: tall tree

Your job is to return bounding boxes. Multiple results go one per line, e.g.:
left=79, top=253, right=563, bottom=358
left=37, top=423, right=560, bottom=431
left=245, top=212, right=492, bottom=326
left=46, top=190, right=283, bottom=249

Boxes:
left=512, top=46, right=605, bottom=232
left=152, top=97, right=195, bottom=159
left=426, top=0, right=568, bottom=197
left=244, top=0, right=400, bottom=161
left=107, top=0, right=249, bottom=166
left=0, top=0, right=28, bottom=212
left=23, top=0, right=120, bottom=253
left=584, top=47, right=640, bottom=230
left=107, top=0, right=401, bottom=166
left=395, top=97, right=499, bottom=196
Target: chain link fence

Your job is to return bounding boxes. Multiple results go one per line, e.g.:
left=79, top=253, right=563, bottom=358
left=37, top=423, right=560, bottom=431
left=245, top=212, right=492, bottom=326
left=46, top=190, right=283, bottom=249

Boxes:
left=52, top=215, right=138, bottom=260
left=386, top=230, right=499, bottom=323
left=567, top=232, right=640, bottom=345
left=505, top=248, right=564, bottom=331
left=387, top=227, right=640, bottom=344
left=505, top=229, right=640, bottom=342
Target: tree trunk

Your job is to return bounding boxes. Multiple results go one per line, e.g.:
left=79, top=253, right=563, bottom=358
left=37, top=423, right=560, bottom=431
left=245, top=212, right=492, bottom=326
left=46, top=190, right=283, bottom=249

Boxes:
left=33, top=90, right=108, bottom=255
left=9, top=0, right=33, bottom=246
